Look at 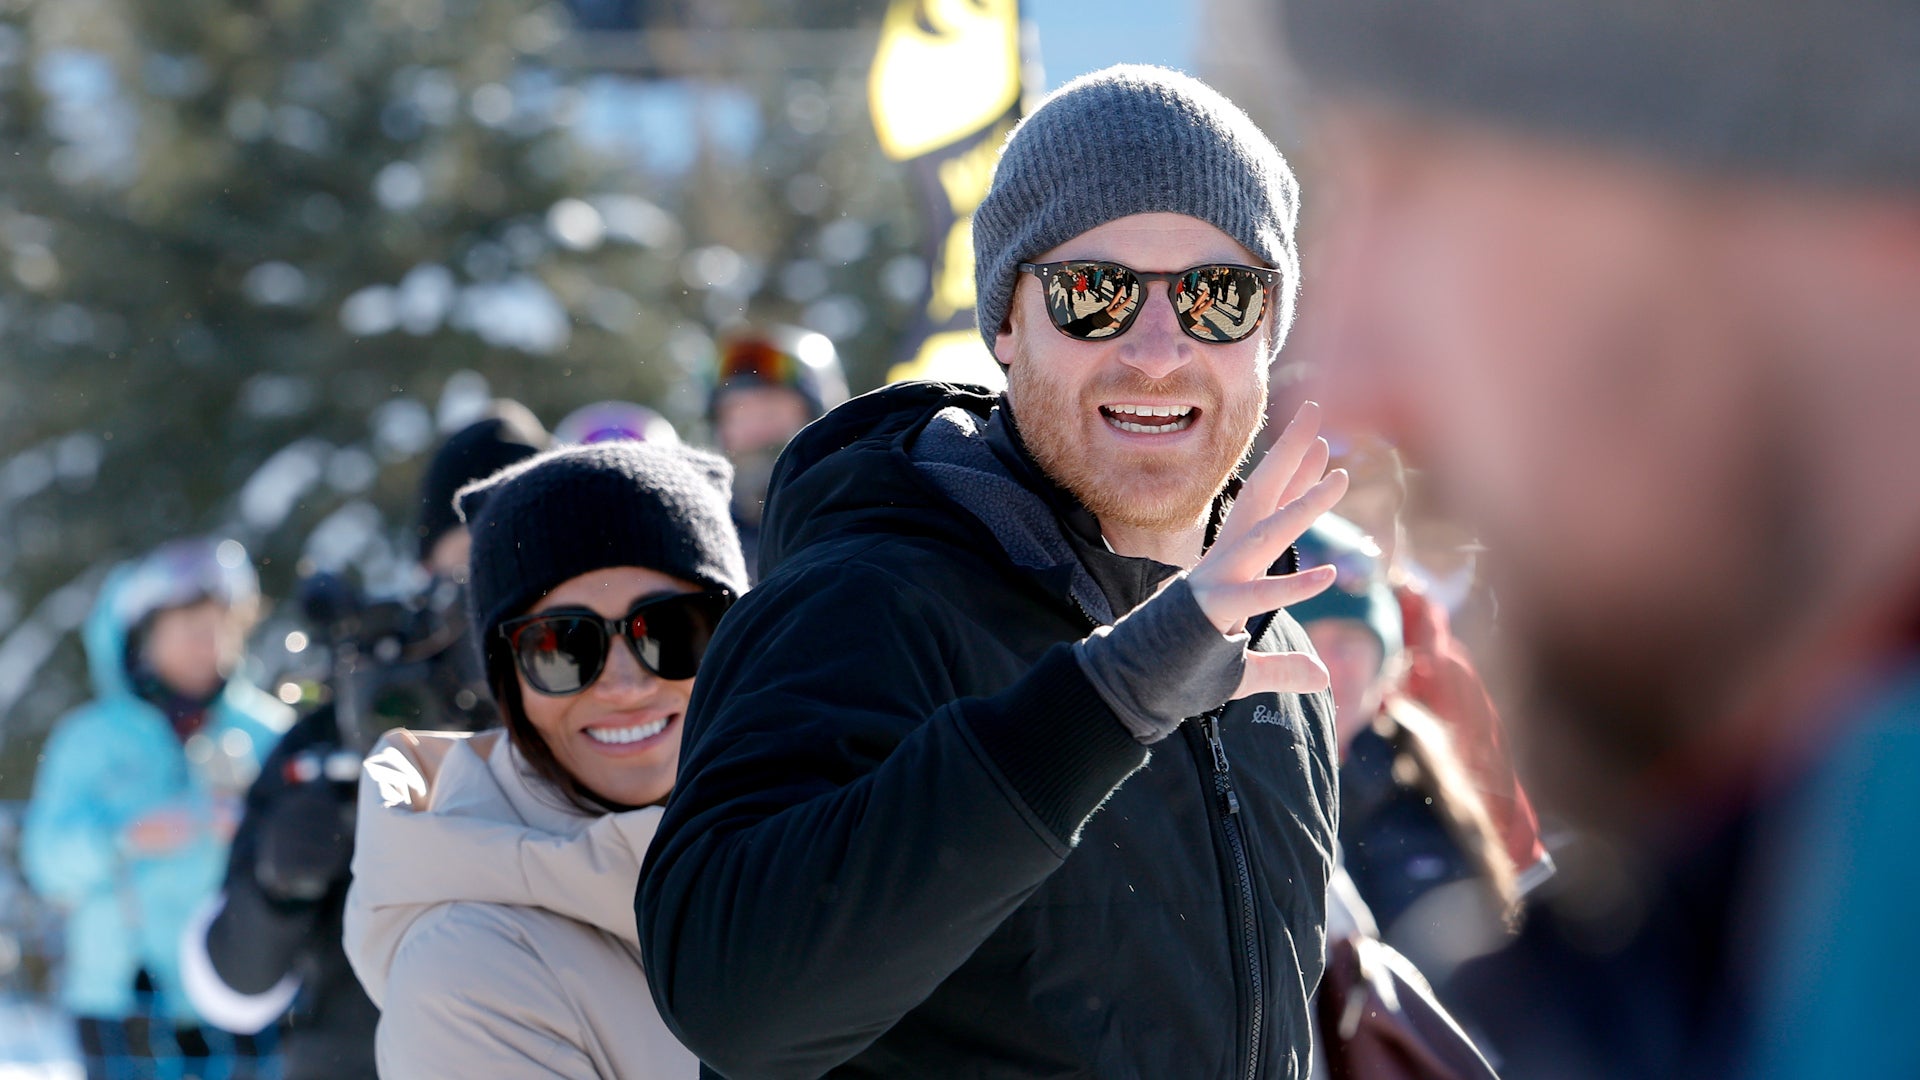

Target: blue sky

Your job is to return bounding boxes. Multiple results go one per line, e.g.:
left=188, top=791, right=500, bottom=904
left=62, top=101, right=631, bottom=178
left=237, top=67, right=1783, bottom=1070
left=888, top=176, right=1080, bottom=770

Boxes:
left=1028, top=1, right=1195, bottom=90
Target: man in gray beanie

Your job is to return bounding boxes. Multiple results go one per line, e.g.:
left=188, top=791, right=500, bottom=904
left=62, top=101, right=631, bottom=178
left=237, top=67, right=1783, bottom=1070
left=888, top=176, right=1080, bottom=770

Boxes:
left=1278, top=3, right=1920, bottom=1077
left=641, top=65, right=1347, bottom=1078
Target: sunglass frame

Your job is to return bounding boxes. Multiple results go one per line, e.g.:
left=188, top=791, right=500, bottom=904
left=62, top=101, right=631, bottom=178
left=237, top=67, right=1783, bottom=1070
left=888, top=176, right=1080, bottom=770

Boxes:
left=1016, top=259, right=1282, bottom=344
left=498, top=588, right=735, bottom=696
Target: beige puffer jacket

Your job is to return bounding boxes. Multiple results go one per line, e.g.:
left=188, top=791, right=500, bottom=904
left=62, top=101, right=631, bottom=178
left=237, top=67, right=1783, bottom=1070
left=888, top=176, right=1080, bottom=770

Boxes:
left=343, top=730, right=697, bottom=1079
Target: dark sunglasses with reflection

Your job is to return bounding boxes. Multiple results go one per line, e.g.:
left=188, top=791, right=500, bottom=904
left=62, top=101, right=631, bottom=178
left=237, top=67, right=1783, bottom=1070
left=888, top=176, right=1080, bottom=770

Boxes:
left=499, top=590, right=735, bottom=696
left=1017, top=259, right=1281, bottom=344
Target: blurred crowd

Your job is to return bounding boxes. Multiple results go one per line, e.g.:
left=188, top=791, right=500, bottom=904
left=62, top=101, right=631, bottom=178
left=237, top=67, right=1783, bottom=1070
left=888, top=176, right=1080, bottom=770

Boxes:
left=7, top=3, right=1919, bottom=1080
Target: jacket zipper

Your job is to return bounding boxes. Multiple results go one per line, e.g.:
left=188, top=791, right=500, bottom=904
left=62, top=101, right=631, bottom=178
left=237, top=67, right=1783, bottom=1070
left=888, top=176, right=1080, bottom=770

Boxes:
left=1071, top=591, right=1267, bottom=1077
left=1203, top=709, right=1263, bottom=1080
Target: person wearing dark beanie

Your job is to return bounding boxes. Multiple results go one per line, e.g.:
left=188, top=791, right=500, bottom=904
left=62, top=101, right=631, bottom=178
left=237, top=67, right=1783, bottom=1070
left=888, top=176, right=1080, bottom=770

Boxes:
left=343, top=440, right=742, bottom=1079
left=1277, top=3, right=1920, bottom=1077
left=414, top=401, right=549, bottom=570
left=458, top=441, right=747, bottom=654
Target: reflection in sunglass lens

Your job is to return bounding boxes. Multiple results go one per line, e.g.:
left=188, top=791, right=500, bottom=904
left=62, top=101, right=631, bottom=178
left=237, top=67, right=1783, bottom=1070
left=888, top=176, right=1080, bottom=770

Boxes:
left=1041, top=262, right=1141, bottom=341
left=515, top=616, right=608, bottom=695
left=1174, top=266, right=1269, bottom=343
left=505, top=591, right=733, bottom=695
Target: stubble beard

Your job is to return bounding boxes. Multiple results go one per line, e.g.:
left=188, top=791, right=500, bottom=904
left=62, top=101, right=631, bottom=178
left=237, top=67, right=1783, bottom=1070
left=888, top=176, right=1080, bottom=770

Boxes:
left=1008, top=345, right=1268, bottom=534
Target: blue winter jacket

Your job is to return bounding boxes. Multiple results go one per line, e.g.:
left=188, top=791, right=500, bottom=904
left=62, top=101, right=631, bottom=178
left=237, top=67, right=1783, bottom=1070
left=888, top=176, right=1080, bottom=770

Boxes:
left=21, top=565, right=292, bottom=1023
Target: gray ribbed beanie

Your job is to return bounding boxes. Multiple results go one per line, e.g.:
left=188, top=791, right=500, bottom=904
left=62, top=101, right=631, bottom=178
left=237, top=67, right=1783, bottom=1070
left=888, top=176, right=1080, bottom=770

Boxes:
left=972, top=65, right=1300, bottom=359
left=1281, top=0, right=1920, bottom=192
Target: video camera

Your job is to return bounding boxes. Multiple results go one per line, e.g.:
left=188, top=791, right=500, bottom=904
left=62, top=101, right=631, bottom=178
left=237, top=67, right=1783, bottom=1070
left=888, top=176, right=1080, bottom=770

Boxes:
left=297, top=571, right=498, bottom=755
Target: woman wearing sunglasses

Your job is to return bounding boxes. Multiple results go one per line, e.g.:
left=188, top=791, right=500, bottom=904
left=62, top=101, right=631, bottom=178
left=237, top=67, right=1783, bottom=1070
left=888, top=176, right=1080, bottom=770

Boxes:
left=343, top=441, right=746, bottom=1079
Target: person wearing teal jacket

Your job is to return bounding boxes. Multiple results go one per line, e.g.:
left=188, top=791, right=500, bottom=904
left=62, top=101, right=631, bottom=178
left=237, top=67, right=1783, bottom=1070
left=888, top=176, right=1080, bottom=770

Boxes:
left=23, top=537, right=292, bottom=1080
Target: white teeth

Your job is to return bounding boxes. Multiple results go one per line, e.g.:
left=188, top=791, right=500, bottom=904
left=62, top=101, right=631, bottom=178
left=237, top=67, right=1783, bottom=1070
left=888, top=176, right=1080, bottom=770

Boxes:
left=585, top=718, right=670, bottom=745
left=1107, top=415, right=1196, bottom=435
left=1105, top=404, right=1193, bottom=418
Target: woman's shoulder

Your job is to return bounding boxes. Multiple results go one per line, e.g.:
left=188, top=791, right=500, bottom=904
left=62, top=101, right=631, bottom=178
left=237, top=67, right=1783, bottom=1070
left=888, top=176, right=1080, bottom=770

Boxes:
left=383, top=899, right=684, bottom=1078
left=396, top=897, right=644, bottom=987
left=397, top=898, right=577, bottom=965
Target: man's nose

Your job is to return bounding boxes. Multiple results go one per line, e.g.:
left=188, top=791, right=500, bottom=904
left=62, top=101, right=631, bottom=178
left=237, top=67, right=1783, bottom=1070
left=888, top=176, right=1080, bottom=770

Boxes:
left=1115, top=283, right=1195, bottom=381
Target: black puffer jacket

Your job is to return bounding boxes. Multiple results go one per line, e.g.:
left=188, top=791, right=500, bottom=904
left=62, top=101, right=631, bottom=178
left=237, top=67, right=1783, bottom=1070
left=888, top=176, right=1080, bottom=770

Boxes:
left=639, top=384, right=1339, bottom=1079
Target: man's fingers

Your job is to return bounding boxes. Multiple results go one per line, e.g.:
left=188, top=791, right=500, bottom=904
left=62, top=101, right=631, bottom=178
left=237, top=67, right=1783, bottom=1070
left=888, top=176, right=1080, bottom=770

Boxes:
left=1222, top=401, right=1322, bottom=547
left=1234, top=650, right=1330, bottom=699
left=1195, top=566, right=1335, bottom=632
left=1216, top=469, right=1349, bottom=581
left=1275, top=436, right=1330, bottom=509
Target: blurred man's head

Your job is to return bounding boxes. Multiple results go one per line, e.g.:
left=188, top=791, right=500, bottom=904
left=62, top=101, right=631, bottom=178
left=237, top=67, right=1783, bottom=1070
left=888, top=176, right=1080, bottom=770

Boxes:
left=1283, top=1, right=1920, bottom=813
left=710, top=327, right=847, bottom=459
left=416, top=401, right=549, bottom=578
left=972, top=66, right=1301, bottom=535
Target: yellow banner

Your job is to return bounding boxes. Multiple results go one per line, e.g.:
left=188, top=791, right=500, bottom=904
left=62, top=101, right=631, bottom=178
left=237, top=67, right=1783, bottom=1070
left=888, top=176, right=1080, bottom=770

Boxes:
left=869, top=0, right=1025, bottom=388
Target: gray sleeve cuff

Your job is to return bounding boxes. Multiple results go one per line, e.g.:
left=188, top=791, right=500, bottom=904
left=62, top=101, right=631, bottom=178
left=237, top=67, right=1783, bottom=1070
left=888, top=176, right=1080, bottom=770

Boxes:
left=1072, top=574, right=1249, bottom=744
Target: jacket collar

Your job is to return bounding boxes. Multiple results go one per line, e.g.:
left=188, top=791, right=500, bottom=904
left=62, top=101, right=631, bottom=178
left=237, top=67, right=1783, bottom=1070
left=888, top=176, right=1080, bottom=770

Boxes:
left=911, top=397, right=1216, bottom=623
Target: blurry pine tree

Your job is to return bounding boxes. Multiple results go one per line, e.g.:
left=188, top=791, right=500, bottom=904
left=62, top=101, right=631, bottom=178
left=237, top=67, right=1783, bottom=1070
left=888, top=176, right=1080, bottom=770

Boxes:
left=0, top=0, right=920, bottom=792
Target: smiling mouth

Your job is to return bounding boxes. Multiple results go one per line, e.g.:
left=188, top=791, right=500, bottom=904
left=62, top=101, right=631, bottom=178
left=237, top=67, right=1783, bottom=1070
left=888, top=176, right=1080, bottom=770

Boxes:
left=1101, top=404, right=1196, bottom=435
left=584, top=716, right=674, bottom=745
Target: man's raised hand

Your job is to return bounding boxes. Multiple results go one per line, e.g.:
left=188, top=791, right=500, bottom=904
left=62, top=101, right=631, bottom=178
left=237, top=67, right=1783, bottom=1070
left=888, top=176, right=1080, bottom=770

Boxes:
left=1188, top=401, right=1349, bottom=698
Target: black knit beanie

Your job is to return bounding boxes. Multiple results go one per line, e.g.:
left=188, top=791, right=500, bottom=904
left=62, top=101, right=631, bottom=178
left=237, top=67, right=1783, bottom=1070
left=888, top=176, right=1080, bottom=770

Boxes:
left=416, top=402, right=549, bottom=561
left=456, top=441, right=749, bottom=659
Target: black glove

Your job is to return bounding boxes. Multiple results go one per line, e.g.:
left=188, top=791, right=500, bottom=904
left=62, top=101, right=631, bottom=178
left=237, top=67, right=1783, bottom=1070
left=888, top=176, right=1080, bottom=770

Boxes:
left=254, top=779, right=355, bottom=903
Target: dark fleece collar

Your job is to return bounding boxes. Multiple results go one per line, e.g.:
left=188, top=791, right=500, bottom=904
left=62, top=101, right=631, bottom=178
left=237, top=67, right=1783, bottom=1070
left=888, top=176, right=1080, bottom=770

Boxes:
left=912, top=398, right=1191, bottom=624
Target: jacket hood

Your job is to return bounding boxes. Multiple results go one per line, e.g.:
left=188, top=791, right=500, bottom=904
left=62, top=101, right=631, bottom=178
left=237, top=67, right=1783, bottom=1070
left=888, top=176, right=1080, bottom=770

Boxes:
left=759, top=380, right=1002, bottom=577
left=344, top=730, right=661, bottom=1006
left=82, top=563, right=142, bottom=702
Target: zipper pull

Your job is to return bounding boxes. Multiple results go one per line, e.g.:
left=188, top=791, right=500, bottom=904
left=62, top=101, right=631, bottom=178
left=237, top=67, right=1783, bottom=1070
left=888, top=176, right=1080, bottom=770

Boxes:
left=1205, top=713, right=1231, bottom=776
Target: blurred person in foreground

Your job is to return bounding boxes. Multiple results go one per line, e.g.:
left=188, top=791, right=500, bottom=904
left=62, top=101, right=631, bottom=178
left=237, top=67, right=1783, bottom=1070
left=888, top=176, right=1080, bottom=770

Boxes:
left=708, top=325, right=848, bottom=581
left=23, top=537, right=293, bottom=1080
left=1281, top=2, right=1920, bottom=1076
left=183, top=405, right=546, bottom=1079
left=343, top=441, right=745, bottom=1078
left=641, top=67, right=1344, bottom=1079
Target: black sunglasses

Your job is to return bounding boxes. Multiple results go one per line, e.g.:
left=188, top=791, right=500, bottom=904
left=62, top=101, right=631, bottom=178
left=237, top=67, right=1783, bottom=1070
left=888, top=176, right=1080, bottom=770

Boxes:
left=498, top=590, right=734, bottom=696
left=1017, top=260, right=1280, bottom=344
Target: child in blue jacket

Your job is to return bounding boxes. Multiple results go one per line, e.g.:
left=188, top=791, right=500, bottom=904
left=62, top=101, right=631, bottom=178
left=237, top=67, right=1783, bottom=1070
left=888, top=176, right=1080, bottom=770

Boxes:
left=23, top=537, right=291, bottom=1080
